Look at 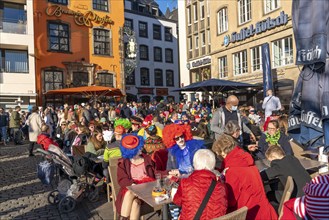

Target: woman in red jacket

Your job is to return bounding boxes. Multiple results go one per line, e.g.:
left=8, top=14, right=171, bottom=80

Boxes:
left=173, top=149, right=228, bottom=220
left=212, top=134, right=278, bottom=220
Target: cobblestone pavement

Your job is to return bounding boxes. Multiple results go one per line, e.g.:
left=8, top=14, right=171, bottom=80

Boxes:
left=0, top=142, right=112, bottom=220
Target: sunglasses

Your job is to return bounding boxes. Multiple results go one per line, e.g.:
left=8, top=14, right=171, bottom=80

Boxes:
left=174, top=135, right=184, bottom=141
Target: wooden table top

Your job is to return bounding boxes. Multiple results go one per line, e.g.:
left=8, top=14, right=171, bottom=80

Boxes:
left=256, top=157, right=328, bottom=171
left=127, top=181, right=172, bottom=209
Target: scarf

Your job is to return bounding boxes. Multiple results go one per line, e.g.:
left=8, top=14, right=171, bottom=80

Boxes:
left=265, top=130, right=281, bottom=145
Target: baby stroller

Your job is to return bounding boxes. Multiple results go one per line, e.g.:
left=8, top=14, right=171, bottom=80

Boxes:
left=37, top=145, right=100, bottom=213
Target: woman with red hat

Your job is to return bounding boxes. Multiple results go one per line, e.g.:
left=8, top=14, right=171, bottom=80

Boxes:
left=115, top=134, right=163, bottom=220
left=162, top=124, right=205, bottom=176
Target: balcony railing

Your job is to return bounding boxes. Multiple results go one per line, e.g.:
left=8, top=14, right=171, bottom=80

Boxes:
left=0, top=20, right=27, bottom=34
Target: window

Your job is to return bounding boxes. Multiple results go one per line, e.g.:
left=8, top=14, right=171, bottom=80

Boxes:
left=138, top=3, right=146, bottom=13
left=48, top=21, right=69, bottom=52
left=233, top=50, right=248, bottom=75
left=264, top=0, right=279, bottom=14
left=0, top=49, right=28, bottom=73
left=153, top=24, right=161, bottom=40
left=1, top=2, right=27, bottom=34
left=48, top=0, right=67, bottom=5
left=140, top=68, right=150, bottom=85
left=217, top=8, right=228, bottom=34
left=187, top=7, right=191, bottom=25
left=200, top=2, right=205, bottom=20
left=165, top=49, right=173, bottom=63
left=151, top=7, right=158, bottom=16
left=93, top=0, right=108, bottom=11
left=165, top=27, right=172, bottom=41
left=193, top=3, right=198, bottom=22
left=140, top=45, right=149, bottom=60
left=126, top=71, right=135, bottom=85
left=166, top=70, right=174, bottom=86
left=218, top=56, right=228, bottom=78
left=251, top=46, right=262, bottom=72
left=93, top=29, right=112, bottom=55
left=125, top=19, right=133, bottom=30
left=44, top=70, right=63, bottom=92
left=201, top=32, right=206, bottom=47
left=272, top=36, right=293, bottom=67
left=154, top=47, right=162, bottom=62
left=195, top=35, right=199, bottom=49
left=139, top=21, right=148, bottom=38
left=98, top=73, right=113, bottom=87
left=73, top=72, right=89, bottom=87
left=154, top=69, right=163, bottom=86
left=238, top=0, right=251, bottom=24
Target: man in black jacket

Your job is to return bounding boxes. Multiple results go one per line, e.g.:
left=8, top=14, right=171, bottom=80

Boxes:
left=0, top=108, right=9, bottom=145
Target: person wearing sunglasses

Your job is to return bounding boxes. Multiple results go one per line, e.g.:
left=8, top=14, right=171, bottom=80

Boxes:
left=163, top=124, right=205, bottom=176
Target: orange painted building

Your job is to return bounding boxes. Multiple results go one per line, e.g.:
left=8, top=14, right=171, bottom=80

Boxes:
left=33, top=0, right=124, bottom=106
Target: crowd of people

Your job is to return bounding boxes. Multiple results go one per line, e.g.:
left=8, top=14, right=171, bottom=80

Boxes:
left=0, top=91, right=328, bottom=220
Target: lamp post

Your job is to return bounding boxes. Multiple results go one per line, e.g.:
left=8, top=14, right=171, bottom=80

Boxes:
left=119, top=26, right=138, bottom=102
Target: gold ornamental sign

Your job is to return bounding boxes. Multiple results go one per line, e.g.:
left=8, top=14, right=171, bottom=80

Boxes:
left=46, top=5, right=114, bottom=28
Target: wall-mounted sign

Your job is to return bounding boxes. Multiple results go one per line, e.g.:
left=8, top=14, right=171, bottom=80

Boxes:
left=137, top=88, right=154, bottom=94
left=188, top=56, right=211, bottom=70
left=46, top=5, right=114, bottom=28
left=223, top=11, right=288, bottom=47
left=156, top=88, right=168, bottom=96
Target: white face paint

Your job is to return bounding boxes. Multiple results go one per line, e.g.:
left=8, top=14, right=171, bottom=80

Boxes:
left=175, top=135, right=186, bottom=149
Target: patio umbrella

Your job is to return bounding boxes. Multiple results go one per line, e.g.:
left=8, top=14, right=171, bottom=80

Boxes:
left=45, top=85, right=123, bottom=104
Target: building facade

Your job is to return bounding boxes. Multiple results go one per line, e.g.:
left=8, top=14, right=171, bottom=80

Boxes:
left=124, top=0, right=179, bottom=103
left=0, top=0, right=36, bottom=109
left=33, top=0, right=124, bottom=106
left=183, top=0, right=299, bottom=107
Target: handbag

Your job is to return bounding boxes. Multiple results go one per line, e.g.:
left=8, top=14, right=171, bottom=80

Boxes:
left=193, top=179, right=217, bottom=220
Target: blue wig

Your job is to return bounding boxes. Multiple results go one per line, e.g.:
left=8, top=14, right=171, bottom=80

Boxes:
left=120, top=134, right=145, bottom=159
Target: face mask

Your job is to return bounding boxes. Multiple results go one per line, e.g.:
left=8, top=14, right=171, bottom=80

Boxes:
left=231, top=106, right=238, bottom=111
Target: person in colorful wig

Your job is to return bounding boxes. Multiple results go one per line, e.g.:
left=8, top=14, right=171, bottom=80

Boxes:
left=137, top=114, right=162, bottom=140
left=162, top=124, right=205, bottom=175
left=115, top=134, right=161, bottom=219
left=281, top=174, right=329, bottom=220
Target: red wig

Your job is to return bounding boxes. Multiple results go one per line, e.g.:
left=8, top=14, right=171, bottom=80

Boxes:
left=162, top=124, right=193, bottom=148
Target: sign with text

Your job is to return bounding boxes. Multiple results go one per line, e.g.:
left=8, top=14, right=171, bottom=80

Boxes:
left=156, top=88, right=168, bottom=96
left=223, top=11, right=288, bottom=47
left=188, top=56, right=211, bottom=70
left=137, top=88, right=154, bottom=95
left=46, top=5, right=114, bottom=28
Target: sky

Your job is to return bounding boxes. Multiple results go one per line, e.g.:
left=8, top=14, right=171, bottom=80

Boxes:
left=156, top=0, right=178, bottom=13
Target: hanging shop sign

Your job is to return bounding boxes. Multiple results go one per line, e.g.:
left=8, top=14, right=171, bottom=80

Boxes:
left=156, top=88, right=168, bottom=96
left=46, top=5, right=114, bottom=28
left=187, top=56, right=211, bottom=70
left=137, top=88, right=154, bottom=95
left=223, top=11, right=288, bottom=47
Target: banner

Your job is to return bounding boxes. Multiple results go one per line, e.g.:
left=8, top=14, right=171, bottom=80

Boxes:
left=261, top=43, right=273, bottom=97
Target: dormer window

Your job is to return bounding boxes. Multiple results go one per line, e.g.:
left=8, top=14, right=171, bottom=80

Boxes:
left=138, top=3, right=145, bottom=12
left=152, top=7, right=158, bottom=16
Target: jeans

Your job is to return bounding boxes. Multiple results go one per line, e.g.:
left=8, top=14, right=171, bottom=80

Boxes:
left=0, top=126, right=7, bottom=142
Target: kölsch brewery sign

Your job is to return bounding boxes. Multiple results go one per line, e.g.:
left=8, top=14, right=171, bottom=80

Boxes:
left=46, top=5, right=114, bottom=28
left=187, top=56, right=211, bottom=70
left=223, top=11, right=288, bottom=47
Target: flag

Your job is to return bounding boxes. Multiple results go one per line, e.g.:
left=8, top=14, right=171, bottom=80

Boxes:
left=261, top=43, right=273, bottom=97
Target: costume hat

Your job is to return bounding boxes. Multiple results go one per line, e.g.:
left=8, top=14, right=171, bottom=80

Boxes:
left=120, top=134, right=144, bottom=159
left=294, top=174, right=329, bottom=219
left=142, top=114, right=153, bottom=127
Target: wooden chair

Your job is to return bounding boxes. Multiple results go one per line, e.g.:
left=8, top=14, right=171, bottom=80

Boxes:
left=108, top=159, right=155, bottom=220
left=214, top=206, right=248, bottom=220
left=106, top=157, right=121, bottom=202
left=278, top=176, right=294, bottom=219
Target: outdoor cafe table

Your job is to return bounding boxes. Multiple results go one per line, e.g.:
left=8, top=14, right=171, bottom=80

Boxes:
left=127, top=181, right=172, bottom=220
left=255, top=157, right=328, bottom=171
